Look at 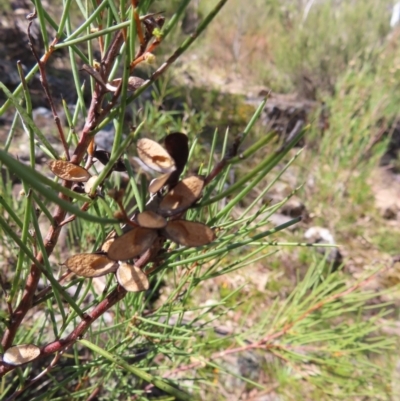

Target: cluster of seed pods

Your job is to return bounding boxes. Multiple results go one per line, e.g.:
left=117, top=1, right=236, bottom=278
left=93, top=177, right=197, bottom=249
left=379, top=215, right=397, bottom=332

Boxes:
left=3, top=134, right=215, bottom=367
left=52, top=133, right=215, bottom=293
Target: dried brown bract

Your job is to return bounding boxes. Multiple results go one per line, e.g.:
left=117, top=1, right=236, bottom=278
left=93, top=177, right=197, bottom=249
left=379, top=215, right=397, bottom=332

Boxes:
left=93, top=149, right=126, bottom=172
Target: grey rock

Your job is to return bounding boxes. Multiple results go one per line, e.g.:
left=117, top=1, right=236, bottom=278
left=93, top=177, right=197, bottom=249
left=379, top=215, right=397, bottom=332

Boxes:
left=304, top=226, right=343, bottom=268
left=94, top=123, right=115, bottom=152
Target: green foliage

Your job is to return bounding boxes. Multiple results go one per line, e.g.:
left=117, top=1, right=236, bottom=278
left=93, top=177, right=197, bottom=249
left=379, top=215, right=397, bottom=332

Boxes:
left=195, top=0, right=393, bottom=95
left=0, top=0, right=397, bottom=400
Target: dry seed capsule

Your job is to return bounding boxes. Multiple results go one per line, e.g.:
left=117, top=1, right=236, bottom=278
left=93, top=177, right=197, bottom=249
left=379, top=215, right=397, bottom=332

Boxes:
left=148, top=172, right=172, bottom=194
left=136, top=138, right=175, bottom=173
left=162, top=220, right=215, bottom=247
left=101, top=231, right=117, bottom=253
left=159, top=175, right=204, bottom=215
left=3, top=344, right=41, bottom=366
left=84, top=175, right=99, bottom=194
left=116, top=263, right=149, bottom=292
left=135, top=211, right=167, bottom=229
left=65, top=253, right=118, bottom=278
left=48, top=160, right=91, bottom=182
left=106, top=76, right=144, bottom=92
left=107, top=227, right=158, bottom=261
left=164, top=133, right=189, bottom=172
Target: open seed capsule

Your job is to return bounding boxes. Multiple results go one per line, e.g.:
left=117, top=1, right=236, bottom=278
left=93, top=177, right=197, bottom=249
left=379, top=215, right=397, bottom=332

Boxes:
left=162, top=220, right=215, bottom=247
left=135, top=211, right=167, bottom=229
left=107, top=227, right=158, bottom=261
left=3, top=344, right=41, bottom=366
left=84, top=175, right=99, bottom=194
left=148, top=172, right=172, bottom=194
left=164, top=133, right=189, bottom=171
left=159, top=175, right=204, bottom=215
left=106, top=76, right=144, bottom=92
left=116, top=263, right=149, bottom=292
left=93, top=150, right=126, bottom=172
left=101, top=231, right=117, bottom=253
left=137, top=138, right=175, bottom=173
left=65, top=253, right=118, bottom=277
left=48, top=160, right=91, bottom=182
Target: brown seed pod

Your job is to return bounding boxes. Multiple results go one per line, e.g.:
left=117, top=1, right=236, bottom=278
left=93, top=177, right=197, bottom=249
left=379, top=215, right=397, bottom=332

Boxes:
left=162, top=220, right=215, bottom=247
left=137, top=138, right=175, bottom=173
left=107, top=227, right=158, bottom=261
left=106, top=76, right=144, bottom=92
left=148, top=172, right=172, bottom=194
left=3, top=344, right=41, bottom=366
left=65, top=253, right=118, bottom=278
left=135, top=211, right=167, bottom=229
left=164, top=133, right=189, bottom=172
left=116, top=263, right=149, bottom=292
left=93, top=149, right=126, bottom=172
left=84, top=175, right=99, bottom=194
left=48, top=160, right=91, bottom=182
left=159, top=175, right=205, bottom=215
left=100, top=230, right=117, bottom=253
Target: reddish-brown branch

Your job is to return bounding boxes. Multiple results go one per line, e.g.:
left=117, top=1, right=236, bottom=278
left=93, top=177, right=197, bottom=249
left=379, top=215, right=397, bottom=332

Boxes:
left=132, top=1, right=145, bottom=48
left=1, top=185, right=71, bottom=349
left=0, top=286, right=126, bottom=377
left=86, top=385, right=102, bottom=401
left=27, top=22, right=70, bottom=160
left=101, top=31, right=124, bottom=79
left=32, top=271, right=73, bottom=307
left=0, top=243, right=154, bottom=378
left=1, top=28, right=126, bottom=353
left=204, top=134, right=241, bottom=185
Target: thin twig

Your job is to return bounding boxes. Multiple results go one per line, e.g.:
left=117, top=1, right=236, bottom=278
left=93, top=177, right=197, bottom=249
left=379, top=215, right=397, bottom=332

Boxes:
left=4, top=352, right=63, bottom=401
left=1, top=13, right=126, bottom=355
left=137, top=268, right=386, bottom=395
left=27, top=17, right=70, bottom=160
left=0, top=244, right=155, bottom=376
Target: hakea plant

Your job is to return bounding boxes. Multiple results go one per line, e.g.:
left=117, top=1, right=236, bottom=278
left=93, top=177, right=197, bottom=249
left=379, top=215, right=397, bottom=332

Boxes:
left=1, top=132, right=220, bottom=368
left=58, top=133, right=215, bottom=293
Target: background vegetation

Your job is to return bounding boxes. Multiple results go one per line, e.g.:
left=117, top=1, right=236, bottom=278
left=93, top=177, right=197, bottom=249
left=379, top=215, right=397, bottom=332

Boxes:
left=0, top=0, right=400, bottom=400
